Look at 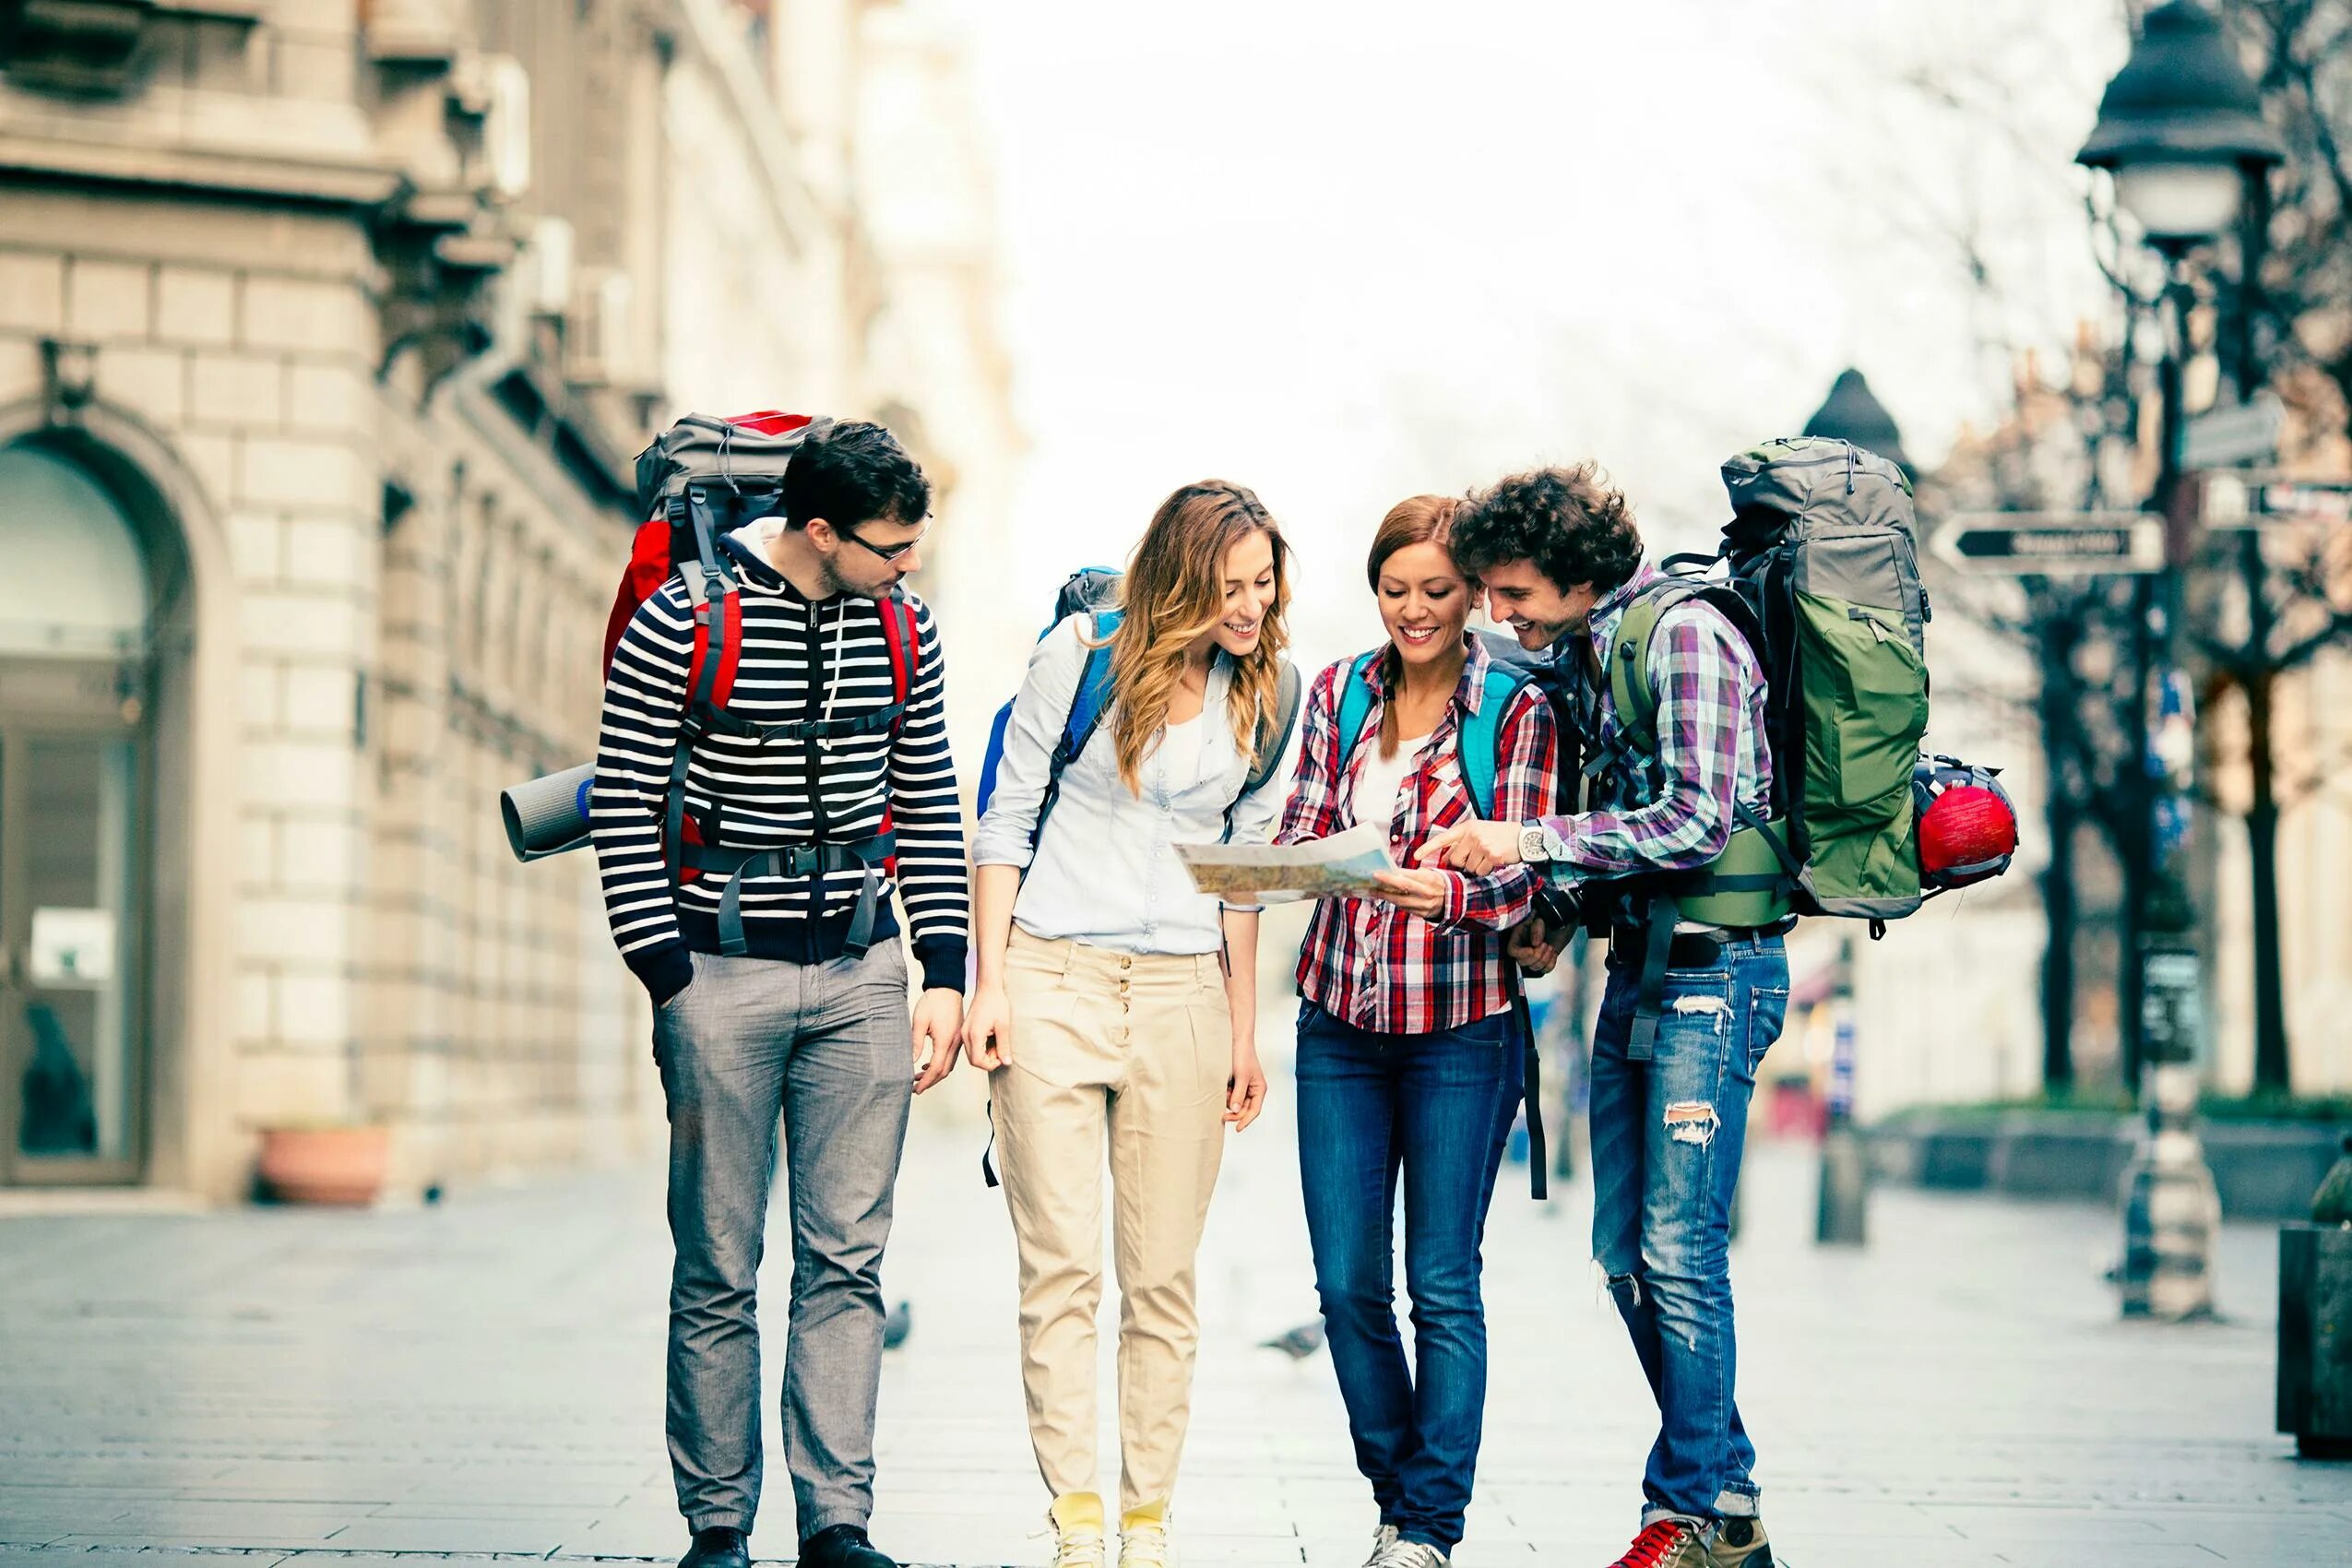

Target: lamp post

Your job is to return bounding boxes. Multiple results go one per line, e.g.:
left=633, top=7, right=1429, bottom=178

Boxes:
left=1797, top=367, right=1904, bottom=1245
left=2076, top=0, right=2284, bottom=1321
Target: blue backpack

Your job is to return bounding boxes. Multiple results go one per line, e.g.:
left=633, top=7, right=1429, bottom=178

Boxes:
left=976, top=566, right=1302, bottom=849
left=1334, top=639, right=1553, bottom=1200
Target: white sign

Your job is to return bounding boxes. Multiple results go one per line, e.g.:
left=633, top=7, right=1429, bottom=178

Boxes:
left=30, top=907, right=115, bottom=986
left=1932, top=513, right=2167, bottom=576
left=2181, top=393, right=2284, bottom=471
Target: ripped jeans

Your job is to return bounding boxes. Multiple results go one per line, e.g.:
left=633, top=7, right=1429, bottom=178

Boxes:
left=1588, top=932, right=1788, bottom=1529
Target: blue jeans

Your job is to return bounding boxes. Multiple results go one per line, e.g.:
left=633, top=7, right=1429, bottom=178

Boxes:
left=1589, top=932, right=1789, bottom=1528
left=1296, top=1002, right=1523, bottom=1554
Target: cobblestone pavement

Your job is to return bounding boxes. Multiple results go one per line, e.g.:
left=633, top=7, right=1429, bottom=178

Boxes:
left=2, top=1099, right=2348, bottom=1568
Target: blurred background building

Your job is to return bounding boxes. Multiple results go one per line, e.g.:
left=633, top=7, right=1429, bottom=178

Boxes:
left=0, top=0, right=1015, bottom=1199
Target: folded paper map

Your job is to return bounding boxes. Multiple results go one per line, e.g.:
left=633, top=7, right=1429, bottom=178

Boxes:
left=1176, top=824, right=1400, bottom=903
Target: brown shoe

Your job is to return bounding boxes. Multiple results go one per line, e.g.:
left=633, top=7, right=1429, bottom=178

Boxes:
left=1707, top=1517, right=1774, bottom=1567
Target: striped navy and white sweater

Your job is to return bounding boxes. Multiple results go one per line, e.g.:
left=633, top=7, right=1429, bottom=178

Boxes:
left=590, top=529, right=970, bottom=1000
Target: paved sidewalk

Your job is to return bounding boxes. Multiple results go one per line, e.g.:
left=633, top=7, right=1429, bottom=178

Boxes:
left=2, top=1100, right=2347, bottom=1568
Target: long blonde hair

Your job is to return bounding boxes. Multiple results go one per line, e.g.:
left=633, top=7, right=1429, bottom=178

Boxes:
left=1103, top=481, right=1293, bottom=794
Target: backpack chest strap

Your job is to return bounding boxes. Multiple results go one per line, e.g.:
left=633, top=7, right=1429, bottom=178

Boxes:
left=686, top=833, right=900, bottom=958
left=691, top=702, right=906, bottom=744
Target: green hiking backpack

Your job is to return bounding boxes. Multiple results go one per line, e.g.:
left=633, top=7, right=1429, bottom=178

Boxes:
left=1623, top=436, right=1931, bottom=925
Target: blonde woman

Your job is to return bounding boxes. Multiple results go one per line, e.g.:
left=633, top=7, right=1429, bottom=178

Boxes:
left=967, top=481, right=1301, bottom=1568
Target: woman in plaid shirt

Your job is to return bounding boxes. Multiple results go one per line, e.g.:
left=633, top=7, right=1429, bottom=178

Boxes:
left=1275, top=495, right=1561, bottom=1568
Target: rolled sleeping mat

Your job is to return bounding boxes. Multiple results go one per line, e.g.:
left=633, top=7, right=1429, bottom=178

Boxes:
left=501, top=761, right=596, bottom=862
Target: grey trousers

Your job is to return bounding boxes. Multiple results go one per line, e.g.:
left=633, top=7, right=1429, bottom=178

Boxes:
left=653, top=943, right=914, bottom=1538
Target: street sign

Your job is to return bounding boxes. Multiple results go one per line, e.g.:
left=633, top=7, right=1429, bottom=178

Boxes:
left=2201, top=474, right=2352, bottom=529
left=2181, top=392, right=2285, bottom=470
left=1932, top=513, right=2167, bottom=576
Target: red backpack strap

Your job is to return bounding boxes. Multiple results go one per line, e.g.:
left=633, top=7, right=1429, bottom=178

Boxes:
left=877, top=592, right=919, bottom=731
left=872, top=593, right=922, bottom=878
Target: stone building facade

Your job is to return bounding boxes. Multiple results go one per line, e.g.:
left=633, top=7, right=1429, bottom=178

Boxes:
left=0, top=0, right=1014, bottom=1199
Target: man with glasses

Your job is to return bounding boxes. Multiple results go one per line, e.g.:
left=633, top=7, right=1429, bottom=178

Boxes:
left=592, top=420, right=968, bottom=1568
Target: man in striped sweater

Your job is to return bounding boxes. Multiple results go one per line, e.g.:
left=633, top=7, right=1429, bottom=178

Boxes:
left=591, top=422, right=968, bottom=1568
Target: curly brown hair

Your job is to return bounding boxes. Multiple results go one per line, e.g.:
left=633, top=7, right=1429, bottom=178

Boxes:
left=1450, top=462, right=1643, bottom=594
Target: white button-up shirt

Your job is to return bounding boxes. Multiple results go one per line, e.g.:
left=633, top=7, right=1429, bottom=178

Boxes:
left=972, top=614, right=1291, bottom=956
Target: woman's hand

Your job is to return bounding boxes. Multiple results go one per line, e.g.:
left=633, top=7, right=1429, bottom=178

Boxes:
left=1368, top=867, right=1452, bottom=921
left=1226, top=1045, right=1267, bottom=1132
left=962, top=981, right=1013, bottom=1071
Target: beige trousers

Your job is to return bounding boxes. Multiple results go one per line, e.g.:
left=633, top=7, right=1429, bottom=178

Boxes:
left=992, top=928, right=1233, bottom=1514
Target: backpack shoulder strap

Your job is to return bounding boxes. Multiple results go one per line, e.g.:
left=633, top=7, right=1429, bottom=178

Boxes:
left=1242, top=659, right=1304, bottom=797
left=680, top=511, right=743, bottom=719
left=1220, top=659, right=1304, bottom=842
left=876, top=591, right=921, bottom=732
left=1335, top=651, right=1382, bottom=774
left=1455, top=665, right=1530, bottom=821
left=1607, top=583, right=1693, bottom=760
left=1060, top=609, right=1123, bottom=768
left=1021, top=610, right=1124, bottom=856
left=1609, top=578, right=1764, bottom=766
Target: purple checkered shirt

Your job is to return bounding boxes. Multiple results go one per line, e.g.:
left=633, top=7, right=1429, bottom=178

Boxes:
left=1536, top=564, right=1773, bottom=881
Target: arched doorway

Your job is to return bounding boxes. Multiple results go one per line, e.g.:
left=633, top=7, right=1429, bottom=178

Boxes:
left=0, top=442, right=157, bottom=1183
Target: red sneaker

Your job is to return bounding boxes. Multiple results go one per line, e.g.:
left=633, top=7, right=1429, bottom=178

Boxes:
left=1606, top=1520, right=1707, bottom=1568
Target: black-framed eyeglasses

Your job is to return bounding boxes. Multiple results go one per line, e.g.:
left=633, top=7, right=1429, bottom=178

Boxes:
left=842, top=523, right=929, bottom=567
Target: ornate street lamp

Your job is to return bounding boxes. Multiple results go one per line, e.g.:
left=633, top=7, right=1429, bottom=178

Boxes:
left=1802, top=367, right=1909, bottom=476
left=2075, top=0, right=2283, bottom=1324
left=2077, top=0, right=2284, bottom=253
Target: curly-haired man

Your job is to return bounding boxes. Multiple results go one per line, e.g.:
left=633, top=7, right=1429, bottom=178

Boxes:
left=1426, top=463, right=1789, bottom=1568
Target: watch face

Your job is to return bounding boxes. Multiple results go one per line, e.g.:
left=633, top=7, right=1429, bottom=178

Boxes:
left=1521, top=826, right=1547, bottom=861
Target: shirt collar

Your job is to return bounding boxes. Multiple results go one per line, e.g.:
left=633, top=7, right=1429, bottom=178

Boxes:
left=720, top=520, right=790, bottom=594
left=1364, top=630, right=1495, bottom=716
left=1584, top=562, right=1661, bottom=660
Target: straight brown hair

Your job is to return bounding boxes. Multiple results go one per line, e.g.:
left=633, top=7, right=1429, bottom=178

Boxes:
left=1364, top=494, right=1465, bottom=760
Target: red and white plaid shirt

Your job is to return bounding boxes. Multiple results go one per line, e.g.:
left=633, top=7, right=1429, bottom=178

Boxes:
left=1277, top=636, right=1561, bottom=1036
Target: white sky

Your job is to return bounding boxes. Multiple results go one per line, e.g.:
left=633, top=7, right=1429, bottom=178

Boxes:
left=934, top=0, right=2130, bottom=662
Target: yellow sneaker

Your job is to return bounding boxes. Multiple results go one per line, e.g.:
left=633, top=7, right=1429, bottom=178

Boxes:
left=1050, top=1493, right=1106, bottom=1568
left=1118, top=1501, right=1171, bottom=1568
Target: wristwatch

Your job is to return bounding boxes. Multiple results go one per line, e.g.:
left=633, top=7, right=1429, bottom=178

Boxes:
left=1518, top=823, right=1550, bottom=864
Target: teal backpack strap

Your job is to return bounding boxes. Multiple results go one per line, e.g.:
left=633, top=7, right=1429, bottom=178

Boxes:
left=1335, top=651, right=1382, bottom=777
left=1455, top=666, right=1529, bottom=821
left=1456, top=663, right=1547, bottom=1200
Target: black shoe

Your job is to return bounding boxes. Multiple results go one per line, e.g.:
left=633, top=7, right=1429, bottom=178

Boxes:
left=682, top=1527, right=750, bottom=1568
left=799, top=1523, right=895, bottom=1568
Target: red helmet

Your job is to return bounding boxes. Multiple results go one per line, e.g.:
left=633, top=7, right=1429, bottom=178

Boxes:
left=1913, top=756, right=2018, bottom=890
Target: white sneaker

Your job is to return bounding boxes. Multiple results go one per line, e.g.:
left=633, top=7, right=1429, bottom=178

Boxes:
left=1361, top=1526, right=1401, bottom=1567
left=1049, top=1493, right=1106, bottom=1568
left=1370, top=1539, right=1448, bottom=1568
left=1119, top=1501, right=1171, bottom=1568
